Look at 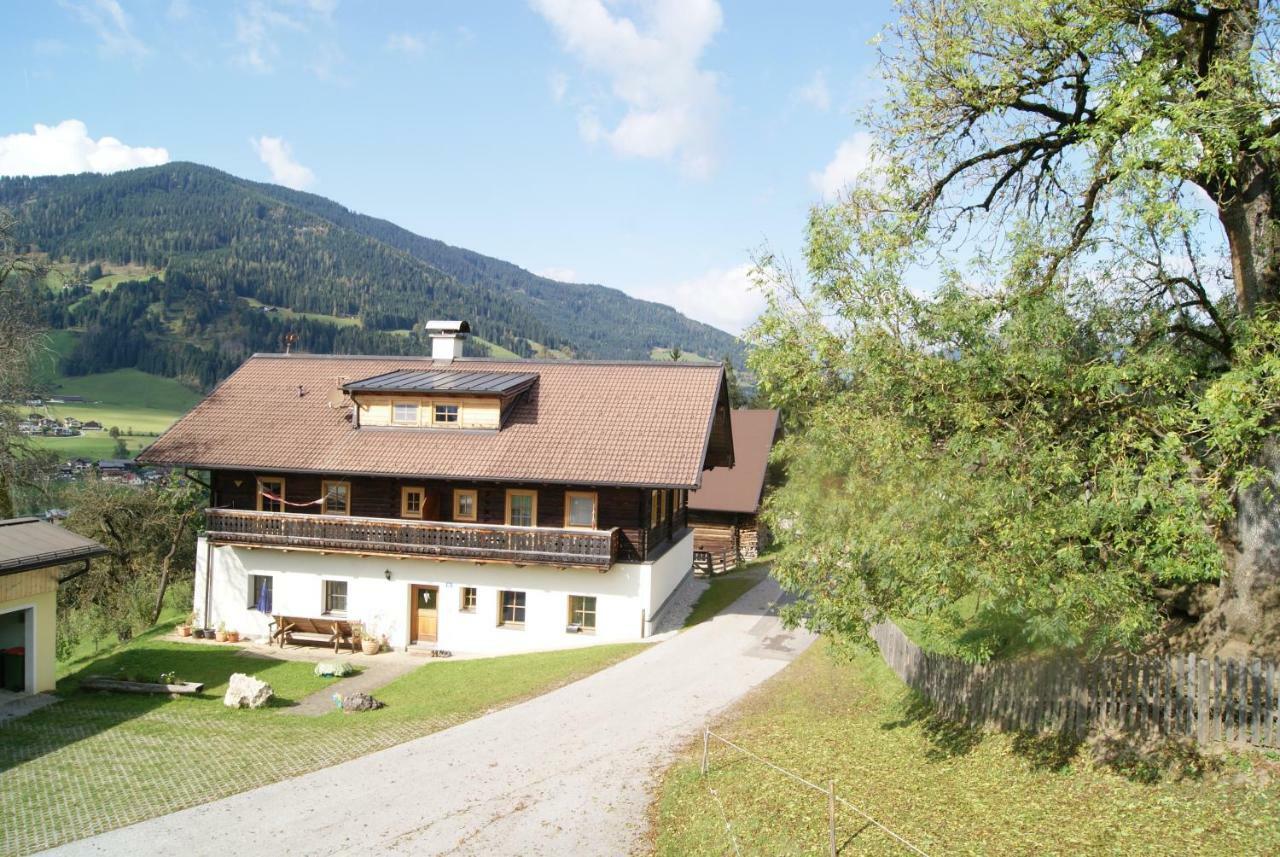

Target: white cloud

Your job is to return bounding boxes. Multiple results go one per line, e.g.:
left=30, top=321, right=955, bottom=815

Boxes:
left=548, top=71, right=568, bottom=103
left=234, top=0, right=337, bottom=74
left=796, top=70, right=830, bottom=111
left=810, top=131, right=875, bottom=200
left=250, top=135, right=315, bottom=189
left=530, top=0, right=724, bottom=178
left=61, top=0, right=147, bottom=60
left=643, top=263, right=763, bottom=335
left=536, top=266, right=579, bottom=282
left=166, top=0, right=191, bottom=21
left=0, top=120, right=168, bottom=176
left=386, top=32, right=425, bottom=56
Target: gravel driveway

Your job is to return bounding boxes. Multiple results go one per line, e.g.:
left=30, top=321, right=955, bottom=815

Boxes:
left=48, top=576, right=814, bottom=856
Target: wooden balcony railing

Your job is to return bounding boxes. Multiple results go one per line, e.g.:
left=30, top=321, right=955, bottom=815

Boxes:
left=204, top=508, right=619, bottom=569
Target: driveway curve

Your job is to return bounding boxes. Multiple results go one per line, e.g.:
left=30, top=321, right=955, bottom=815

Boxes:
left=48, top=577, right=814, bottom=856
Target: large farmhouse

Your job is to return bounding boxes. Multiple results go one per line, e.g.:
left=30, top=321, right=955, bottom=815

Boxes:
left=138, top=322, right=735, bottom=654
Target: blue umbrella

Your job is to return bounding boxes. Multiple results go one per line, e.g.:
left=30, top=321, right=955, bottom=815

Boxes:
left=254, top=578, right=272, bottom=613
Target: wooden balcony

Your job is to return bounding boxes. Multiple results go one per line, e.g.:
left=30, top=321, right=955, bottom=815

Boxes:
left=204, top=508, right=620, bottom=570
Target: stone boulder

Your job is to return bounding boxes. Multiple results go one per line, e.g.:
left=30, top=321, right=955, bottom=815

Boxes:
left=314, top=661, right=355, bottom=678
left=223, top=673, right=274, bottom=709
left=341, top=692, right=385, bottom=713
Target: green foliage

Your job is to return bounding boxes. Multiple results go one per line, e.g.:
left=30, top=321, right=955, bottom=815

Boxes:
left=750, top=1, right=1280, bottom=656
left=59, top=475, right=206, bottom=651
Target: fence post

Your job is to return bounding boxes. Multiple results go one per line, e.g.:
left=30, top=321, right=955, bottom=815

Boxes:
left=701, top=724, right=710, bottom=776
left=1196, top=656, right=1210, bottom=744
left=828, top=780, right=837, bottom=857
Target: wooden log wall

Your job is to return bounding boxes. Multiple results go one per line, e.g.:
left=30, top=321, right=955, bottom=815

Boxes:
left=210, top=470, right=673, bottom=562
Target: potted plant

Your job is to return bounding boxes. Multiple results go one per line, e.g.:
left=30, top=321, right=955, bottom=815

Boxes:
left=214, top=622, right=228, bottom=643
left=178, top=612, right=195, bottom=637
left=355, top=622, right=380, bottom=656
left=226, top=628, right=240, bottom=643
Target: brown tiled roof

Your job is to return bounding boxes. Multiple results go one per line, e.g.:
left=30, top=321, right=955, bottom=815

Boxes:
left=688, top=409, right=779, bottom=514
left=138, top=355, right=731, bottom=489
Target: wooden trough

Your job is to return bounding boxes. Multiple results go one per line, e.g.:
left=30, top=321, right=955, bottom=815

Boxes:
left=80, top=676, right=205, bottom=695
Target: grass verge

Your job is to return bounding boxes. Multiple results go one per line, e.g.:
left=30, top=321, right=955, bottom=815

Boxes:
left=683, top=562, right=770, bottom=628
left=653, top=641, right=1280, bottom=855
left=0, top=637, right=645, bottom=856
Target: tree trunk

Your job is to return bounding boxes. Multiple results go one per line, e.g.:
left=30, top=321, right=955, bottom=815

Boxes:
left=1219, top=153, right=1280, bottom=316
left=1206, top=439, right=1280, bottom=649
left=150, top=510, right=194, bottom=626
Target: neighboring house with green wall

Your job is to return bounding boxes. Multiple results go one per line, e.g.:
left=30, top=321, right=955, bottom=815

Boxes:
left=0, top=518, right=108, bottom=694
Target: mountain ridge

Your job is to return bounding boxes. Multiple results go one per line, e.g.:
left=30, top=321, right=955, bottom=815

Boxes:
left=0, top=163, right=741, bottom=388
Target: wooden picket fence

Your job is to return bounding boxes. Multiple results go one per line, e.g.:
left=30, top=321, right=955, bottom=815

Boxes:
left=871, top=621, right=1280, bottom=749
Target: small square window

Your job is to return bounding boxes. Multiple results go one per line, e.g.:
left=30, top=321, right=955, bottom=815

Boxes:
left=257, top=478, right=285, bottom=513
left=454, top=489, right=478, bottom=522
left=568, top=595, right=596, bottom=631
left=324, top=580, right=348, bottom=615
left=460, top=586, right=477, bottom=612
left=565, top=491, right=597, bottom=529
left=402, top=487, right=425, bottom=519
left=499, top=590, right=526, bottom=626
left=248, top=575, right=273, bottom=612
left=321, top=481, right=350, bottom=515
left=392, top=402, right=420, bottom=425
left=433, top=403, right=460, bottom=424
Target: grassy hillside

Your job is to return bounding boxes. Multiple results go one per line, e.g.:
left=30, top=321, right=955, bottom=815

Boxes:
left=27, top=331, right=199, bottom=460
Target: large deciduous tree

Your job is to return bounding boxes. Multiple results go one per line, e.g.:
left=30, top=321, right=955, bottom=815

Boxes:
left=754, top=1, right=1280, bottom=656
left=0, top=209, right=54, bottom=517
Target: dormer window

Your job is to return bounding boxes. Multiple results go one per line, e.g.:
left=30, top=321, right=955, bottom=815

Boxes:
left=392, top=402, right=420, bottom=426
left=433, top=403, right=460, bottom=425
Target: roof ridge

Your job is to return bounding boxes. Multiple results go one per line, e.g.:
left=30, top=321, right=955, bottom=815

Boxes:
left=246, top=352, right=723, bottom=368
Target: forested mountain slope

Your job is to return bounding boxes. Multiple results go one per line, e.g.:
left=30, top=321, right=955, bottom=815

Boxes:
left=0, top=163, right=741, bottom=389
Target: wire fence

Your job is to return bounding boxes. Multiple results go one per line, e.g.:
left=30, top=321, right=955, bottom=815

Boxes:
left=699, top=725, right=930, bottom=856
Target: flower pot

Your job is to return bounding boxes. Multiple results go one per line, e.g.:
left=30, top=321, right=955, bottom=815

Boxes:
left=226, top=631, right=240, bottom=643
left=361, top=638, right=380, bottom=656
left=192, top=628, right=206, bottom=639
left=178, top=625, right=192, bottom=637
left=215, top=630, right=228, bottom=643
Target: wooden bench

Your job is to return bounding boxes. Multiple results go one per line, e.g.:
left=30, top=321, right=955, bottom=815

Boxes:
left=269, top=615, right=357, bottom=653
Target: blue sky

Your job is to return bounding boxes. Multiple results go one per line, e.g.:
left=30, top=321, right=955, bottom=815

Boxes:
left=3, top=0, right=894, bottom=334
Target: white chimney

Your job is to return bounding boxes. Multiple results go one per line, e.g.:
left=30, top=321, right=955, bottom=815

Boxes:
left=426, top=320, right=470, bottom=361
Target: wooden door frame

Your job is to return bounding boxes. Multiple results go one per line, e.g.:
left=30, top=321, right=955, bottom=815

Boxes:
left=408, top=584, right=440, bottom=644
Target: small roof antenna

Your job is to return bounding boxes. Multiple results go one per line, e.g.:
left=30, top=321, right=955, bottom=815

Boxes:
left=283, top=331, right=299, bottom=355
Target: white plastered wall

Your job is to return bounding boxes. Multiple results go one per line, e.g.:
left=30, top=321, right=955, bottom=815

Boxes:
left=194, top=534, right=693, bottom=654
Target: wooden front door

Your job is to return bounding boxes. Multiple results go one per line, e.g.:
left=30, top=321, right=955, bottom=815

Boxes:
left=412, top=586, right=439, bottom=643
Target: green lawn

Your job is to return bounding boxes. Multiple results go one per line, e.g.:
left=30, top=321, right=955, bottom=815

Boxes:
left=24, top=364, right=201, bottom=460
left=0, top=633, right=646, bottom=856
left=654, top=642, right=1280, bottom=856
left=683, top=562, right=771, bottom=628
left=240, top=296, right=362, bottom=327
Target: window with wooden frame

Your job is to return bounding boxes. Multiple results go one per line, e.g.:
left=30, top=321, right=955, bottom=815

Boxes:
left=401, top=486, right=425, bottom=519
left=453, top=488, right=478, bottom=522
left=660, top=489, right=668, bottom=523
left=460, top=586, right=477, bottom=612
left=498, top=590, right=526, bottom=626
left=321, top=480, right=350, bottom=515
left=564, top=491, right=598, bottom=529
left=323, top=579, right=348, bottom=615
left=675, top=489, right=685, bottom=512
left=391, top=400, right=420, bottom=426
left=432, top=402, right=461, bottom=426
left=247, top=574, right=273, bottom=611
left=567, top=594, right=597, bottom=632
left=257, top=477, right=286, bottom=513
left=505, top=489, right=537, bottom=527
left=649, top=489, right=660, bottom=528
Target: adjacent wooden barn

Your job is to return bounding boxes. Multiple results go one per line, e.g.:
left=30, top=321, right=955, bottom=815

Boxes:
left=688, top=409, right=780, bottom=573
